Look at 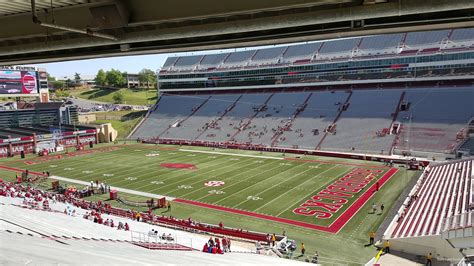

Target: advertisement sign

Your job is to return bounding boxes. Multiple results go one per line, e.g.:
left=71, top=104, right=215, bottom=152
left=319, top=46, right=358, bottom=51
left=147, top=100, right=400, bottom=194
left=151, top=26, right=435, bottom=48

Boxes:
left=0, top=70, right=39, bottom=95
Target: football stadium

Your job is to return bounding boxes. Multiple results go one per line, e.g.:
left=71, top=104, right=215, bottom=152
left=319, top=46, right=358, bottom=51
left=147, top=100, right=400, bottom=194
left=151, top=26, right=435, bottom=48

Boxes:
left=0, top=1, right=473, bottom=265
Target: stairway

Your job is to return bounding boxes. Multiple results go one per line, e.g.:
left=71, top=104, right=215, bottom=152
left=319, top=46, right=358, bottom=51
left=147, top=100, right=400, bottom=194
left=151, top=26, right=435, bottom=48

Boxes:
left=270, top=92, right=313, bottom=147
left=228, top=93, right=274, bottom=141
left=315, top=90, right=353, bottom=150
left=157, top=96, right=212, bottom=138
left=193, top=95, right=243, bottom=141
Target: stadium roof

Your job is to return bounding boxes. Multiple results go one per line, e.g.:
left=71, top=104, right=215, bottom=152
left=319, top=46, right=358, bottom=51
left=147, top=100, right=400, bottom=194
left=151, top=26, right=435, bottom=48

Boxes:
left=0, top=0, right=473, bottom=64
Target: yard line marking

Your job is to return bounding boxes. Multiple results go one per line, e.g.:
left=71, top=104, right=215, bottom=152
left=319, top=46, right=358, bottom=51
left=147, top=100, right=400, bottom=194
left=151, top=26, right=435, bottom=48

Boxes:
left=214, top=162, right=311, bottom=205
left=157, top=157, right=257, bottom=195
left=232, top=164, right=316, bottom=209
left=255, top=164, right=339, bottom=213
left=49, top=175, right=175, bottom=200
left=194, top=159, right=287, bottom=201
left=178, top=149, right=284, bottom=160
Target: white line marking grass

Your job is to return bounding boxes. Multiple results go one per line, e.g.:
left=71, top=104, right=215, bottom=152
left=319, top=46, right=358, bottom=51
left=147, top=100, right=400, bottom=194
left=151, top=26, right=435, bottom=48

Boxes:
left=178, top=149, right=284, bottom=160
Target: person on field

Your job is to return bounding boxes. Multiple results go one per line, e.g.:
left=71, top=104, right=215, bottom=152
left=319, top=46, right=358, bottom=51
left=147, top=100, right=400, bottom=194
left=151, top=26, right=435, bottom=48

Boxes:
left=369, top=231, right=375, bottom=245
left=301, top=242, right=305, bottom=255
left=271, top=233, right=276, bottom=247
left=372, top=202, right=377, bottom=214
left=380, top=204, right=385, bottom=214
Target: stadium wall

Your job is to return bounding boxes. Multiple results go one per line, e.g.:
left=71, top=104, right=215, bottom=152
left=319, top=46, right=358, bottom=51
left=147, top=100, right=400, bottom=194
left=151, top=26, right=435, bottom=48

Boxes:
left=388, top=235, right=462, bottom=263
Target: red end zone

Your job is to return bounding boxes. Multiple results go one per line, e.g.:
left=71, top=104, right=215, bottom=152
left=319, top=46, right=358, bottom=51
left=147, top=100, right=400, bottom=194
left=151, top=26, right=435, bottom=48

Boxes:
left=174, top=168, right=398, bottom=233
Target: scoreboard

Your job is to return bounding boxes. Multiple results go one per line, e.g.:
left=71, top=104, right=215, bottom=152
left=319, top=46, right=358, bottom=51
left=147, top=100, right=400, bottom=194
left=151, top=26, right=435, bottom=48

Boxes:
left=0, top=66, right=46, bottom=96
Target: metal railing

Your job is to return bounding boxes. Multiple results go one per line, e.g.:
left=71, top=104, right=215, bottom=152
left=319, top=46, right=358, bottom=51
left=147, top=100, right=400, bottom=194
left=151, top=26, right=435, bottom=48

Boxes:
left=441, top=212, right=474, bottom=232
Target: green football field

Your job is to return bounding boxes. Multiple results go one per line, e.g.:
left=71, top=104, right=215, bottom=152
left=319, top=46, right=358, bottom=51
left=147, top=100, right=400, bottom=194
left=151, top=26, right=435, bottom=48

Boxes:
left=0, top=143, right=420, bottom=264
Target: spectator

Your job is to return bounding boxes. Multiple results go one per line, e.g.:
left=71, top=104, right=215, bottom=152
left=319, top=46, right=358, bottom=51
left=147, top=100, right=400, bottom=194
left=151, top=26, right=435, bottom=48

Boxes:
left=222, top=237, right=228, bottom=252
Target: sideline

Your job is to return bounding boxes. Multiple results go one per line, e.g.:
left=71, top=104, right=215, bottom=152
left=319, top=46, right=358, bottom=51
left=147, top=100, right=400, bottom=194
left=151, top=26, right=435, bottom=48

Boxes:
left=178, top=149, right=284, bottom=160
left=50, top=175, right=176, bottom=201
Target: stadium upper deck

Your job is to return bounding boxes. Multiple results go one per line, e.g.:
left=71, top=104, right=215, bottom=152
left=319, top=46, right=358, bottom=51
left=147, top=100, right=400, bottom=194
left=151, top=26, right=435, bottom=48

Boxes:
left=157, top=28, right=474, bottom=91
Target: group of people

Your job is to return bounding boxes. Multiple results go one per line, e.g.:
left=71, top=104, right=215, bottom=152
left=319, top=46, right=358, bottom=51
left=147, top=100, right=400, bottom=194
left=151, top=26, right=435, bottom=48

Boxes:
left=89, top=180, right=111, bottom=194
left=202, top=236, right=231, bottom=254
left=83, top=210, right=130, bottom=231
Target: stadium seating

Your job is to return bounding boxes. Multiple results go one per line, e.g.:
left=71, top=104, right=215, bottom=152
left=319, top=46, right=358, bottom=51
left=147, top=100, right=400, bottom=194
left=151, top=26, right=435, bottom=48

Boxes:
left=404, top=30, right=450, bottom=47
left=220, top=50, right=256, bottom=69
left=199, top=93, right=271, bottom=142
left=133, top=86, right=474, bottom=156
left=320, top=89, right=401, bottom=154
left=133, top=94, right=209, bottom=139
left=173, top=55, right=204, bottom=71
left=167, top=95, right=241, bottom=140
left=394, top=87, right=474, bottom=154
left=248, top=46, right=287, bottom=66
left=232, top=92, right=310, bottom=145
left=280, top=42, right=321, bottom=64
left=276, top=90, right=348, bottom=149
left=198, top=53, right=230, bottom=70
left=389, top=159, right=473, bottom=238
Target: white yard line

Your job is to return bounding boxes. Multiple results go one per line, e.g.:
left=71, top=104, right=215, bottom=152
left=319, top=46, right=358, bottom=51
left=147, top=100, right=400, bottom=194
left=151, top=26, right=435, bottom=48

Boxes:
left=255, top=164, right=339, bottom=213
left=178, top=149, right=284, bottom=160
left=51, top=175, right=175, bottom=201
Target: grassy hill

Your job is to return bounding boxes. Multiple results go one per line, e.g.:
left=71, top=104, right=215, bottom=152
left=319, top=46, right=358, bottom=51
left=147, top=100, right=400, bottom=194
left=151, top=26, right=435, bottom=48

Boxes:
left=70, top=87, right=157, bottom=106
left=93, top=110, right=147, bottom=138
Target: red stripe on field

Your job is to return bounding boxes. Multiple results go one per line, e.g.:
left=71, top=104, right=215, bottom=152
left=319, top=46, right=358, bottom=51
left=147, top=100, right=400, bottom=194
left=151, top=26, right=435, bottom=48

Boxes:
left=173, top=198, right=333, bottom=232
left=284, top=157, right=389, bottom=168
left=174, top=167, right=398, bottom=233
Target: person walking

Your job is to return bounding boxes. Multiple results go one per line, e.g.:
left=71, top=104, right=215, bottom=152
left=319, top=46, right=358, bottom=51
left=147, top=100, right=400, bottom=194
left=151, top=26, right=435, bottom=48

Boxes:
left=271, top=233, right=276, bottom=247
left=300, top=242, right=305, bottom=256
left=380, top=204, right=385, bottom=214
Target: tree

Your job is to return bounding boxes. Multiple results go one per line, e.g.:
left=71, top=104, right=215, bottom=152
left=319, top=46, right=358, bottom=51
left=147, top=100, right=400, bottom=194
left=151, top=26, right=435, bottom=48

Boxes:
left=95, top=69, right=106, bottom=86
left=106, top=69, right=126, bottom=87
left=112, top=91, right=124, bottom=104
left=46, top=73, right=56, bottom=82
left=50, top=80, right=65, bottom=90
left=74, top=73, right=81, bottom=84
left=138, top=68, right=157, bottom=88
